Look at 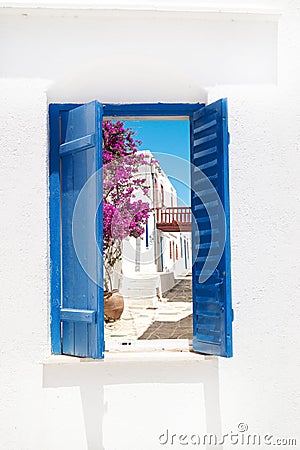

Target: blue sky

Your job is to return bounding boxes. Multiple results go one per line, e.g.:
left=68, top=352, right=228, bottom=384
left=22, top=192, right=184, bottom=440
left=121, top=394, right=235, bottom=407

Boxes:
left=123, top=120, right=191, bottom=205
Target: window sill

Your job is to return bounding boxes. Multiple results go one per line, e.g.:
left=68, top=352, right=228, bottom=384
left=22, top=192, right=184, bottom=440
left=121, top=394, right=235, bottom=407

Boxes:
left=43, top=350, right=214, bottom=365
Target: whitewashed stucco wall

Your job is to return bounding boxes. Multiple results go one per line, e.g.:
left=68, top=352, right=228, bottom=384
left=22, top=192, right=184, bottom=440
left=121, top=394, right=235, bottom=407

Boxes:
left=0, top=2, right=300, bottom=450
left=0, top=80, right=50, bottom=449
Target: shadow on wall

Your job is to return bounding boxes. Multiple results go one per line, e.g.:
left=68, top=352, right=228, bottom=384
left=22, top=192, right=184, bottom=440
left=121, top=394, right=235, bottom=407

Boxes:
left=43, top=357, right=222, bottom=450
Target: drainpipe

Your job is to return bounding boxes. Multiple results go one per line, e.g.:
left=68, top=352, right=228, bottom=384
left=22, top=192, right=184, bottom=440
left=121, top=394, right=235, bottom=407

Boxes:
left=151, top=168, right=160, bottom=272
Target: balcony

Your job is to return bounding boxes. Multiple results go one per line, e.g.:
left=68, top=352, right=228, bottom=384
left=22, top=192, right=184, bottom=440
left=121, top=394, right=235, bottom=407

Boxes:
left=156, top=207, right=192, bottom=232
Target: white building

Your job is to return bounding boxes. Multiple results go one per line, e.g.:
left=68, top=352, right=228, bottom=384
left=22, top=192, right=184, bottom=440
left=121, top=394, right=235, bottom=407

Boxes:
left=121, top=150, right=192, bottom=293
left=0, top=2, right=300, bottom=450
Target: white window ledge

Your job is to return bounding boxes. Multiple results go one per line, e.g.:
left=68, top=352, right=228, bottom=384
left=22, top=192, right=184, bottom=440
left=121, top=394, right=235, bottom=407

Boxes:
left=43, top=350, right=214, bottom=365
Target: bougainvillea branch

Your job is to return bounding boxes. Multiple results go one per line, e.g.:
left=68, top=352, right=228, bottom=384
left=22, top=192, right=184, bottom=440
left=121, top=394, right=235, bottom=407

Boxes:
left=103, top=120, right=156, bottom=291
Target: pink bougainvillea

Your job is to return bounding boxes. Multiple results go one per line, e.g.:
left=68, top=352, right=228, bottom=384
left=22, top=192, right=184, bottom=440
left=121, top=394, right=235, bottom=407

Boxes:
left=103, top=120, right=142, bottom=163
left=102, top=120, right=155, bottom=288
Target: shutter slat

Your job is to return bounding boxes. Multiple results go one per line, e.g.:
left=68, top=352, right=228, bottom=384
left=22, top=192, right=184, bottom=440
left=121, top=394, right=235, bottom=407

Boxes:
left=194, top=119, right=217, bottom=134
left=196, top=255, right=220, bottom=263
left=198, top=228, right=220, bottom=236
left=194, top=146, right=217, bottom=160
left=193, top=173, right=218, bottom=187
left=196, top=331, right=221, bottom=344
left=196, top=241, right=220, bottom=250
left=198, top=159, right=218, bottom=171
left=193, top=214, right=218, bottom=224
left=194, top=199, right=220, bottom=211
left=195, top=302, right=222, bottom=314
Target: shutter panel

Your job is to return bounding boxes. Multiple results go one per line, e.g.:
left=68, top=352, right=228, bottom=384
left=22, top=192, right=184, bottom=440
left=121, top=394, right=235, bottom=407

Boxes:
left=191, top=98, right=233, bottom=357
left=59, top=101, right=104, bottom=358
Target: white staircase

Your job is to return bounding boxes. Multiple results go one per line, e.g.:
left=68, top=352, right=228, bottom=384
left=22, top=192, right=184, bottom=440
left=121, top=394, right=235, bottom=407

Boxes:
left=120, top=274, right=162, bottom=308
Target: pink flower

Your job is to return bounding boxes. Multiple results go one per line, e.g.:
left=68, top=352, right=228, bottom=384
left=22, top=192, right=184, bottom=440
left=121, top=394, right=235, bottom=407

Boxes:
left=102, top=121, right=152, bottom=250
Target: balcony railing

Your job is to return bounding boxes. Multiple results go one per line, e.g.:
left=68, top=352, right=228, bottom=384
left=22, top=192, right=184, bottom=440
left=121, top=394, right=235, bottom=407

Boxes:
left=156, top=207, right=192, bottom=232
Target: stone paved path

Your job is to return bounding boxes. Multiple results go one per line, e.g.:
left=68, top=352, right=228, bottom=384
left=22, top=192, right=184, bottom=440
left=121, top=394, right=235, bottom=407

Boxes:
left=104, top=276, right=192, bottom=342
left=139, top=277, right=192, bottom=340
left=138, top=314, right=192, bottom=340
left=164, top=278, right=192, bottom=303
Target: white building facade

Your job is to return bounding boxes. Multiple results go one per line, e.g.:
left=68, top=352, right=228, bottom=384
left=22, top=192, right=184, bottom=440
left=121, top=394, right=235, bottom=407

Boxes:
left=0, top=1, right=300, bottom=450
left=120, top=150, right=192, bottom=306
left=121, top=150, right=192, bottom=285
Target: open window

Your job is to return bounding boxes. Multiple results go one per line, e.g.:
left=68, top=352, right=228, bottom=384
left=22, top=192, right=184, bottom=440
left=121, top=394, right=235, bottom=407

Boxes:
left=49, top=100, right=233, bottom=359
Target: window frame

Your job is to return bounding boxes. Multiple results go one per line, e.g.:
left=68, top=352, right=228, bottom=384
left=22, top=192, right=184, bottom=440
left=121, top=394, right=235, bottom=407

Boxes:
left=49, top=101, right=232, bottom=357
left=50, top=103, right=202, bottom=353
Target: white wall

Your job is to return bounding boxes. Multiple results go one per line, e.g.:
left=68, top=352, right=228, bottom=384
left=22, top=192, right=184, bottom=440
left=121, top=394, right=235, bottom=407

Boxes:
left=121, top=152, right=157, bottom=275
left=0, top=2, right=300, bottom=450
left=174, top=233, right=192, bottom=275
left=0, top=7, right=277, bottom=103
left=0, top=79, right=50, bottom=449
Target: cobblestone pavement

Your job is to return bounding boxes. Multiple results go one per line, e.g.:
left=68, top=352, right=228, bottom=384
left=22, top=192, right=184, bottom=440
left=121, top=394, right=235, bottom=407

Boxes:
left=139, top=277, right=192, bottom=339
left=139, top=314, right=192, bottom=340
left=105, top=276, right=192, bottom=342
left=163, top=278, right=192, bottom=303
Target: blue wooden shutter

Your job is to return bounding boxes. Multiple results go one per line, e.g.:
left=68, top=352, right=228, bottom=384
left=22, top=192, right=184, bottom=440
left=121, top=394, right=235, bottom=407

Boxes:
left=191, top=98, right=233, bottom=357
left=59, top=101, right=104, bottom=358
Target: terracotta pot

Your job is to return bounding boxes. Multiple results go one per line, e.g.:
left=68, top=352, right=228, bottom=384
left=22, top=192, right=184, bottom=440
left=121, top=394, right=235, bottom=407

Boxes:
left=104, top=289, right=124, bottom=322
